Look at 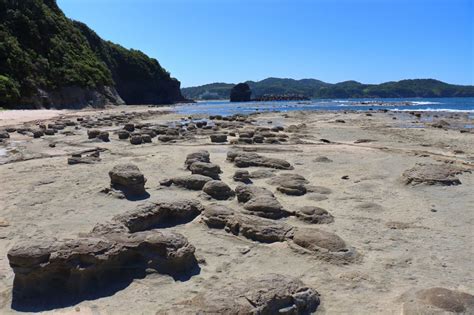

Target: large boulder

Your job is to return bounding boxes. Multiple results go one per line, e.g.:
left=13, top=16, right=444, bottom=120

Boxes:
left=109, top=164, right=147, bottom=197
left=202, top=180, right=235, bottom=200
left=177, top=274, right=320, bottom=314
left=230, top=83, right=251, bottom=102
left=210, top=134, right=227, bottom=143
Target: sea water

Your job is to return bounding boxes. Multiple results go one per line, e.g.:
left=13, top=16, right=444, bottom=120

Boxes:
left=175, top=97, right=474, bottom=116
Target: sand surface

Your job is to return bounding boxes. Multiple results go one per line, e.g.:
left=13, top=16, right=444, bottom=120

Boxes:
left=0, top=106, right=473, bottom=314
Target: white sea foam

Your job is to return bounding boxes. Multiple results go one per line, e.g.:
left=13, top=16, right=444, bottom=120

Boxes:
left=410, top=101, right=441, bottom=105
left=390, top=108, right=474, bottom=113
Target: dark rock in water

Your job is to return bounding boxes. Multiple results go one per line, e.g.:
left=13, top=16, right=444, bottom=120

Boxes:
left=32, top=130, right=44, bottom=138
left=201, top=204, right=294, bottom=243
left=130, top=135, right=143, bottom=145
left=87, top=129, right=100, bottom=139
left=189, top=162, right=221, bottom=179
left=118, top=130, right=130, bottom=139
left=185, top=150, right=211, bottom=169
left=202, top=180, right=235, bottom=200
left=178, top=273, right=320, bottom=314
left=124, top=123, right=135, bottom=132
left=161, top=174, right=213, bottom=190
left=431, top=120, right=450, bottom=129
left=210, top=134, right=227, bottom=143
left=296, top=207, right=334, bottom=224
left=402, top=163, right=466, bottom=186
left=158, top=135, right=178, bottom=142
left=401, top=287, right=474, bottom=314
left=230, top=83, right=251, bottom=102
left=233, top=170, right=251, bottom=182
left=229, top=151, right=293, bottom=170
left=142, top=134, right=152, bottom=143
left=97, top=131, right=109, bottom=142
left=109, top=164, right=147, bottom=198
left=235, top=185, right=290, bottom=219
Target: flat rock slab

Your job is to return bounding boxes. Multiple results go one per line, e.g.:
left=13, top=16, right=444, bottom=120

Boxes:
left=401, top=287, right=474, bottom=314
left=161, top=174, right=213, bottom=190
left=109, top=163, right=147, bottom=197
left=228, top=151, right=293, bottom=170
left=402, top=163, right=468, bottom=186
left=177, top=274, right=320, bottom=314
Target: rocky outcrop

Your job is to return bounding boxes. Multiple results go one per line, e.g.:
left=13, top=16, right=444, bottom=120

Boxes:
left=109, top=164, right=147, bottom=198
left=202, top=180, right=235, bottom=200
left=178, top=274, right=320, bottom=314
left=230, top=83, right=251, bottom=102
left=185, top=150, right=211, bottom=169
left=189, top=162, right=222, bottom=179
left=235, top=184, right=291, bottom=219
left=8, top=199, right=202, bottom=304
left=202, top=204, right=293, bottom=243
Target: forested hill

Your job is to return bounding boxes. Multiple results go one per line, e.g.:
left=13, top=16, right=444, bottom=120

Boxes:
left=0, top=0, right=184, bottom=108
left=181, top=78, right=474, bottom=100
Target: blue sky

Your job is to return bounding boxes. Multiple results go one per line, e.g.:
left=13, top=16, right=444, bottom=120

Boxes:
left=58, top=0, right=473, bottom=87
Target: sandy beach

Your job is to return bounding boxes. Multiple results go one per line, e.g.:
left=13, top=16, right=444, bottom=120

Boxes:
left=0, top=106, right=473, bottom=314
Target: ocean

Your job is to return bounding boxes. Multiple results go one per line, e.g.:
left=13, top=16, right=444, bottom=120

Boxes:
left=175, top=97, right=474, bottom=116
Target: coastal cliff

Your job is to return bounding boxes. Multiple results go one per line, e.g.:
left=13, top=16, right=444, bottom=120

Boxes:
left=0, top=0, right=184, bottom=108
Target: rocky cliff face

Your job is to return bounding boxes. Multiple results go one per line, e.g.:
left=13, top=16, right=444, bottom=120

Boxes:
left=0, top=0, right=184, bottom=109
left=230, top=83, right=252, bottom=102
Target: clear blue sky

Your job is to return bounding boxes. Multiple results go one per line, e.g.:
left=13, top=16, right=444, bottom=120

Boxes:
left=57, top=0, right=473, bottom=87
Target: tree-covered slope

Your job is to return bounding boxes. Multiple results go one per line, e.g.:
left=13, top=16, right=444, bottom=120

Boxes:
left=0, top=0, right=184, bottom=108
left=182, top=78, right=474, bottom=100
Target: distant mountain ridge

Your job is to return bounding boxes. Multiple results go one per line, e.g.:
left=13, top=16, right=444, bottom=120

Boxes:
left=182, top=78, right=474, bottom=100
left=0, top=0, right=185, bottom=108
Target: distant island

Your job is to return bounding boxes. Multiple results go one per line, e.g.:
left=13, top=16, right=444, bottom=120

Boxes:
left=0, top=0, right=185, bottom=109
left=182, top=78, right=474, bottom=100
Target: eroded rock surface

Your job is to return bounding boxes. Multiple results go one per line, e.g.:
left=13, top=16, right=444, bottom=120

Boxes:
left=161, top=174, right=213, bottom=190
left=109, top=164, right=147, bottom=197
left=178, top=274, right=320, bottom=314
left=402, top=163, right=466, bottom=186
left=202, top=204, right=293, bottom=243
left=401, top=287, right=474, bottom=314
left=228, top=151, right=293, bottom=170
left=185, top=150, right=210, bottom=169
left=202, top=180, right=235, bottom=200
left=295, top=206, right=334, bottom=224
left=189, top=161, right=221, bottom=179
left=235, top=184, right=290, bottom=219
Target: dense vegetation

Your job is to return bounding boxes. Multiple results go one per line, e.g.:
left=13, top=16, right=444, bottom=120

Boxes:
left=0, top=0, right=183, bottom=108
left=182, top=78, right=474, bottom=100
